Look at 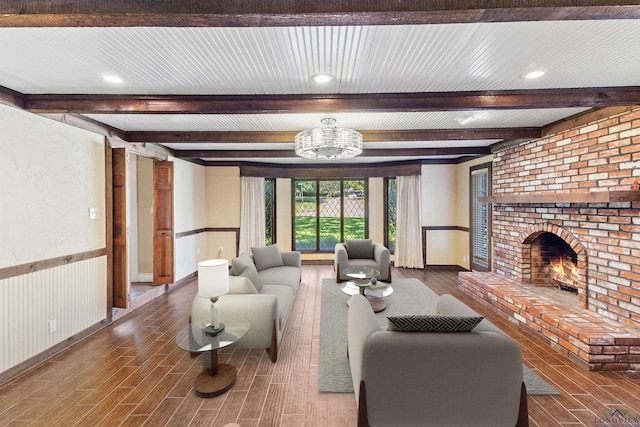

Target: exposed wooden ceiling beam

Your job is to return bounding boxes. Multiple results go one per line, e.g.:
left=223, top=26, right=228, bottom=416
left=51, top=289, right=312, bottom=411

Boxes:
left=126, top=128, right=540, bottom=143
left=23, top=87, right=640, bottom=114
left=0, top=85, right=24, bottom=109
left=174, top=146, right=491, bottom=159
left=0, top=1, right=637, bottom=27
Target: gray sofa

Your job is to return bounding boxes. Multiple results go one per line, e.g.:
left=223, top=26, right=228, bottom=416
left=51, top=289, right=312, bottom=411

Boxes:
left=191, top=245, right=301, bottom=362
left=335, top=239, right=391, bottom=282
left=348, top=291, right=528, bottom=427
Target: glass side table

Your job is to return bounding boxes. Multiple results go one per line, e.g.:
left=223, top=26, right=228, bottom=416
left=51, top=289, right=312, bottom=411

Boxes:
left=175, top=318, right=250, bottom=398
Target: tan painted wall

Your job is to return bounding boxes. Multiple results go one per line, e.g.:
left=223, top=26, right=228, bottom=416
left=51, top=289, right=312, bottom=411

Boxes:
left=205, top=166, right=241, bottom=259
left=275, top=178, right=293, bottom=251
left=455, top=155, right=493, bottom=269
left=199, top=161, right=491, bottom=268
left=419, top=158, right=492, bottom=267
left=136, top=156, right=154, bottom=275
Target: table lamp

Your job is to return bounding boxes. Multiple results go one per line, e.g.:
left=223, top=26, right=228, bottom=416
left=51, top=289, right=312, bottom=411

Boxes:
left=198, top=259, right=229, bottom=335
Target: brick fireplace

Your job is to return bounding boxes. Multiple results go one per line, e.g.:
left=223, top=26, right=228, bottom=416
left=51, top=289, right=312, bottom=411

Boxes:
left=459, top=106, right=640, bottom=370
left=529, top=231, right=580, bottom=293
left=521, top=224, right=587, bottom=306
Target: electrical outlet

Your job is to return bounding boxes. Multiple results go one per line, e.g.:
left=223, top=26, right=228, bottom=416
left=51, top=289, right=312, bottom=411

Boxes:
left=89, top=207, right=99, bottom=220
left=197, top=248, right=201, bottom=254
left=49, top=319, right=56, bottom=334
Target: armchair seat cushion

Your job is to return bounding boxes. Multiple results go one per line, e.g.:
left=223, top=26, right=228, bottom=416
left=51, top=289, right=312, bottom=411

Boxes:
left=344, top=258, right=379, bottom=269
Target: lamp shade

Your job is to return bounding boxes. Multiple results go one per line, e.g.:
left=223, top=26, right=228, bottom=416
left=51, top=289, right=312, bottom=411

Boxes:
left=197, top=259, right=229, bottom=298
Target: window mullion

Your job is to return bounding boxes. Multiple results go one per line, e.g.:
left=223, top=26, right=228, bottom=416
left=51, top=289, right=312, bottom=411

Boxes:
left=340, top=179, right=344, bottom=243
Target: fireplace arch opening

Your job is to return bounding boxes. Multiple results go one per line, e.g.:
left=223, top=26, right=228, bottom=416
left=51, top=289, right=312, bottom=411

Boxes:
left=531, top=233, right=578, bottom=292
left=521, top=224, right=588, bottom=309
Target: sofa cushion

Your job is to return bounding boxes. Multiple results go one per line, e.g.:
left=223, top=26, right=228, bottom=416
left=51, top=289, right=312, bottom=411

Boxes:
left=387, top=314, right=484, bottom=332
left=231, top=252, right=255, bottom=275
left=252, top=244, right=284, bottom=271
left=345, top=239, right=374, bottom=259
left=258, top=265, right=301, bottom=290
left=232, top=253, right=263, bottom=291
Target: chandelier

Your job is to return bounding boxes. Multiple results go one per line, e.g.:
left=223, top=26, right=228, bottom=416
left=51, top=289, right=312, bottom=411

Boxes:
left=294, top=118, right=363, bottom=160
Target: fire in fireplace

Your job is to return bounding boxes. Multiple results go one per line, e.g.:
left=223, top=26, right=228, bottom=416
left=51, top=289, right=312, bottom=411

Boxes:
left=549, top=255, right=579, bottom=293
left=531, top=233, right=579, bottom=293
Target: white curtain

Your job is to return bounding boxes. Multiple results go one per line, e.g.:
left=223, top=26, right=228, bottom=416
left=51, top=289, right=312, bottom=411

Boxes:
left=239, top=176, right=265, bottom=255
left=395, top=175, right=424, bottom=268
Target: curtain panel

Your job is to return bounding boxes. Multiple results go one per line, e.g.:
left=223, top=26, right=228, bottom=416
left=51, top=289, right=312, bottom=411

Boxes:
left=395, top=175, right=424, bottom=268
left=239, top=176, right=265, bottom=255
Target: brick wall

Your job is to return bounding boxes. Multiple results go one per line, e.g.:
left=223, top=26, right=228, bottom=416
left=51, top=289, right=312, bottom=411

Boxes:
left=492, top=106, right=640, bottom=329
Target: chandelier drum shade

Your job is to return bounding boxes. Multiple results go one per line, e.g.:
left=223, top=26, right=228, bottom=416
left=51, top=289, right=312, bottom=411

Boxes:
left=295, top=118, right=363, bottom=160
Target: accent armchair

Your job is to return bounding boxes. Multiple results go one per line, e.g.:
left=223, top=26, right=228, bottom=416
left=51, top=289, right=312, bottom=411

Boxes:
left=334, top=239, right=391, bottom=283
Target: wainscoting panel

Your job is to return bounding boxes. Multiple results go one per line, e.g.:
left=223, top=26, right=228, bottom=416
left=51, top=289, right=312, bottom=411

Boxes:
left=0, top=256, right=107, bottom=373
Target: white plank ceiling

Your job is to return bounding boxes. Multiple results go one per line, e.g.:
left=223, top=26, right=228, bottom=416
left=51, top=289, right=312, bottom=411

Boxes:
left=1, top=17, right=639, bottom=164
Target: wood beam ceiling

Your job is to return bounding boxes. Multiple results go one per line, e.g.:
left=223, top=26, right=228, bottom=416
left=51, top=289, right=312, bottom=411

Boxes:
left=174, top=146, right=491, bottom=159
left=0, top=1, right=638, bottom=27
left=126, top=128, right=540, bottom=144
left=22, top=87, right=640, bottom=114
left=3, top=1, right=638, bottom=163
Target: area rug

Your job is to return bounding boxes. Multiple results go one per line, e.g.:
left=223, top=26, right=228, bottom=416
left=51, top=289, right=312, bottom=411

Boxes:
left=319, top=278, right=560, bottom=395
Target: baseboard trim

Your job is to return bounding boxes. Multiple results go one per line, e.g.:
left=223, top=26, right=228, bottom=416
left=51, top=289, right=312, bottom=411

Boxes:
left=0, top=319, right=108, bottom=386
left=137, top=273, right=153, bottom=282
left=424, top=265, right=468, bottom=271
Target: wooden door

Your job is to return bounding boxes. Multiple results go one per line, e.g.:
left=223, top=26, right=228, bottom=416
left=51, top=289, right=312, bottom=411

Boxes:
left=153, top=161, right=174, bottom=285
left=112, top=148, right=129, bottom=308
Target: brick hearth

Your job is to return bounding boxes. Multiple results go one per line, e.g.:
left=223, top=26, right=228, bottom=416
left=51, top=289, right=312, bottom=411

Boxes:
left=459, top=272, right=640, bottom=371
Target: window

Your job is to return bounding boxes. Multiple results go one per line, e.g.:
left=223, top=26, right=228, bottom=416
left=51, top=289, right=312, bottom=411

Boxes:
left=470, top=164, right=492, bottom=271
left=293, top=179, right=367, bottom=251
left=265, top=178, right=275, bottom=245
left=384, top=177, right=397, bottom=253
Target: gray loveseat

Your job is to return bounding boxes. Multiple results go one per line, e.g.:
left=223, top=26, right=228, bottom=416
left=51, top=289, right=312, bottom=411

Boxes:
left=191, top=245, right=301, bottom=362
left=348, top=291, right=528, bottom=427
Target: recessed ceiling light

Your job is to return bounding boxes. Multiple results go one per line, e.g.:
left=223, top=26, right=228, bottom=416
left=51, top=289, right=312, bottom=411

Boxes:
left=457, top=114, right=475, bottom=126
left=102, top=73, right=123, bottom=84
left=311, top=73, right=334, bottom=84
left=522, top=70, right=545, bottom=80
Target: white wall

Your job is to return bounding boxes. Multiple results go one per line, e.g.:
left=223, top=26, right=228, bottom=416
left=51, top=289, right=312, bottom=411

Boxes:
left=172, top=157, right=208, bottom=281
left=0, top=106, right=106, bottom=266
left=0, top=103, right=107, bottom=374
